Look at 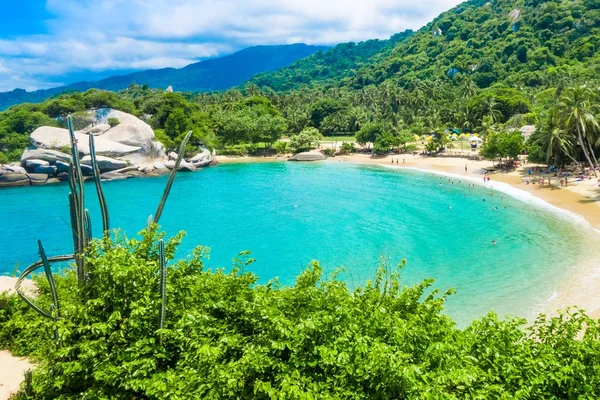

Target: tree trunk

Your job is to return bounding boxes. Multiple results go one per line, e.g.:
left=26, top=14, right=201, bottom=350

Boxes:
left=584, top=136, right=599, bottom=176
left=576, top=127, right=595, bottom=175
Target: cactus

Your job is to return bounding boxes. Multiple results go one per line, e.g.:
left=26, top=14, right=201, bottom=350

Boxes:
left=16, top=115, right=191, bottom=343
left=24, top=369, right=33, bottom=396
left=15, top=254, right=73, bottom=319
left=38, top=240, right=60, bottom=320
left=158, top=239, right=167, bottom=331
left=154, top=130, right=192, bottom=224
left=89, top=133, right=110, bottom=237
left=84, top=209, right=92, bottom=244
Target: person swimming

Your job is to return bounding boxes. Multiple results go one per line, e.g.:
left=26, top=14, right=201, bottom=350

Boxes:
left=492, top=240, right=496, bottom=245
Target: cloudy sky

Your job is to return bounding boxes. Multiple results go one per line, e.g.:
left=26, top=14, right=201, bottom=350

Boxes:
left=0, top=0, right=461, bottom=92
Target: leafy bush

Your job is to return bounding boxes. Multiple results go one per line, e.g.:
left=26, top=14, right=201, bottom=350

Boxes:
left=321, top=147, right=335, bottom=156
left=399, top=143, right=418, bottom=153
left=0, top=151, right=8, bottom=164
left=273, top=140, right=289, bottom=154
left=339, top=141, right=356, bottom=154
left=2, top=236, right=600, bottom=399
left=107, top=117, right=120, bottom=127
left=219, top=144, right=249, bottom=156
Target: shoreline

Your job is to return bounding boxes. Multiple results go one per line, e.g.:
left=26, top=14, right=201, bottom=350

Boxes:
left=217, top=153, right=600, bottom=231
left=217, top=153, right=600, bottom=319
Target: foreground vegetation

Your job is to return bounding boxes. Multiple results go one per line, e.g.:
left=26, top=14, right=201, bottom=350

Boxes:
left=2, top=232, right=600, bottom=399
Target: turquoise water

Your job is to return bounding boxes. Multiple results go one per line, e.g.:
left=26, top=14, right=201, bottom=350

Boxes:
left=1, top=162, right=598, bottom=325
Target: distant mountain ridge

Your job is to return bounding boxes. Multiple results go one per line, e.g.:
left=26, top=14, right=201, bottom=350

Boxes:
left=0, top=44, right=328, bottom=110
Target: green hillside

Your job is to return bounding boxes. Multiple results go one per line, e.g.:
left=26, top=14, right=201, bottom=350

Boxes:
left=251, top=0, right=600, bottom=91
left=249, top=31, right=413, bottom=91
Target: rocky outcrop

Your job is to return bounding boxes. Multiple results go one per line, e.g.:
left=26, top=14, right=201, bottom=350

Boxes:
left=98, top=109, right=162, bottom=155
left=80, top=155, right=128, bottom=172
left=0, top=172, right=30, bottom=187
left=30, top=126, right=142, bottom=157
left=21, top=148, right=71, bottom=164
left=1, top=108, right=217, bottom=188
left=25, top=159, right=49, bottom=169
left=288, top=151, right=327, bottom=161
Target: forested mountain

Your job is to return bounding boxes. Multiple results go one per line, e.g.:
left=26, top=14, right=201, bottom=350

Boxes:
left=347, top=0, right=600, bottom=89
left=248, top=31, right=414, bottom=91
left=251, top=0, right=600, bottom=91
left=0, top=44, right=328, bottom=110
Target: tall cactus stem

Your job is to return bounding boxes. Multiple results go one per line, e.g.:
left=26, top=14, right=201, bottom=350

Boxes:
left=38, top=240, right=60, bottom=320
left=84, top=209, right=92, bottom=244
left=158, top=239, right=167, bottom=331
left=154, top=130, right=192, bottom=224
left=89, top=132, right=110, bottom=237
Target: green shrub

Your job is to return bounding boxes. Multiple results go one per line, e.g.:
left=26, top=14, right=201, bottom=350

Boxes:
left=321, top=147, right=335, bottom=156
left=2, top=235, right=600, bottom=399
left=0, top=151, right=8, bottom=164
left=107, top=117, right=120, bottom=127
left=399, top=143, right=418, bottom=153
left=273, top=141, right=289, bottom=154
left=219, top=144, right=249, bottom=156
left=339, top=141, right=356, bottom=154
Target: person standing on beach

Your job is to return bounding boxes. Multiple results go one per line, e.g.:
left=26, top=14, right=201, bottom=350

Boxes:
left=465, top=164, right=468, bottom=173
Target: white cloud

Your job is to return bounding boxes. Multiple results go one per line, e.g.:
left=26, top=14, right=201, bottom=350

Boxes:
left=0, top=0, right=462, bottom=91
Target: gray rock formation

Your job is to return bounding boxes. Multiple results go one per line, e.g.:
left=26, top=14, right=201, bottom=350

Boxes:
left=288, top=151, right=327, bottom=161
left=190, top=149, right=211, bottom=163
left=34, top=165, right=57, bottom=175
left=25, top=159, right=49, bottom=169
left=30, top=126, right=141, bottom=157
left=27, top=173, right=49, bottom=186
left=21, top=148, right=71, bottom=164
left=178, top=161, right=196, bottom=172
left=99, top=109, right=162, bottom=155
left=2, top=164, right=27, bottom=174
left=80, top=155, right=128, bottom=172
left=168, top=152, right=178, bottom=161
left=0, top=173, right=30, bottom=187
left=164, top=160, right=176, bottom=169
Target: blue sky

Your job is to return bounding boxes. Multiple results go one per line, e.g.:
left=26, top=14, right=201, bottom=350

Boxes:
left=0, top=0, right=461, bottom=92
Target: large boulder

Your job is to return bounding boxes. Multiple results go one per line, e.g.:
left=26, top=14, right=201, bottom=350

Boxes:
left=168, top=152, right=178, bottom=161
left=80, top=155, right=128, bottom=172
left=26, top=173, right=49, bottom=186
left=193, top=159, right=212, bottom=168
left=177, top=161, right=196, bottom=172
left=25, top=159, right=49, bottom=169
left=21, top=148, right=71, bottom=164
left=97, top=109, right=160, bottom=154
left=2, top=164, right=27, bottom=174
left=190, top=149, right=211, bottom=163
left=55, top=161, right=69, bottom=174
left=0, top=173, right=30, bottom=187
left=288, top=151, right=327, bottom=162
left=34, top=165, right=57, bottom=175
left=30, top=126, right=141, bottom=157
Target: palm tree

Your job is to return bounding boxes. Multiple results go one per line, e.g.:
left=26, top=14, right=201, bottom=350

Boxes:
left=460, top=78, right=478, bottom=99
left=535, top=108, right=577, bottom=167
left=557, top=86, right=599, bottom=175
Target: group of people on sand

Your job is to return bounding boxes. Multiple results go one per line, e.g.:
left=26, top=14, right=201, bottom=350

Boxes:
left=391, top=158, right=405, bottom=164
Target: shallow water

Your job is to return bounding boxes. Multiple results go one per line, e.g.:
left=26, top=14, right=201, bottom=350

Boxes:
left=1, top=162, right=598, bottom=326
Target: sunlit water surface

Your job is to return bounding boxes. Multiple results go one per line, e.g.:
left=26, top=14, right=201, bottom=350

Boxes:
left=2, top=162, right=599, bottom=326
